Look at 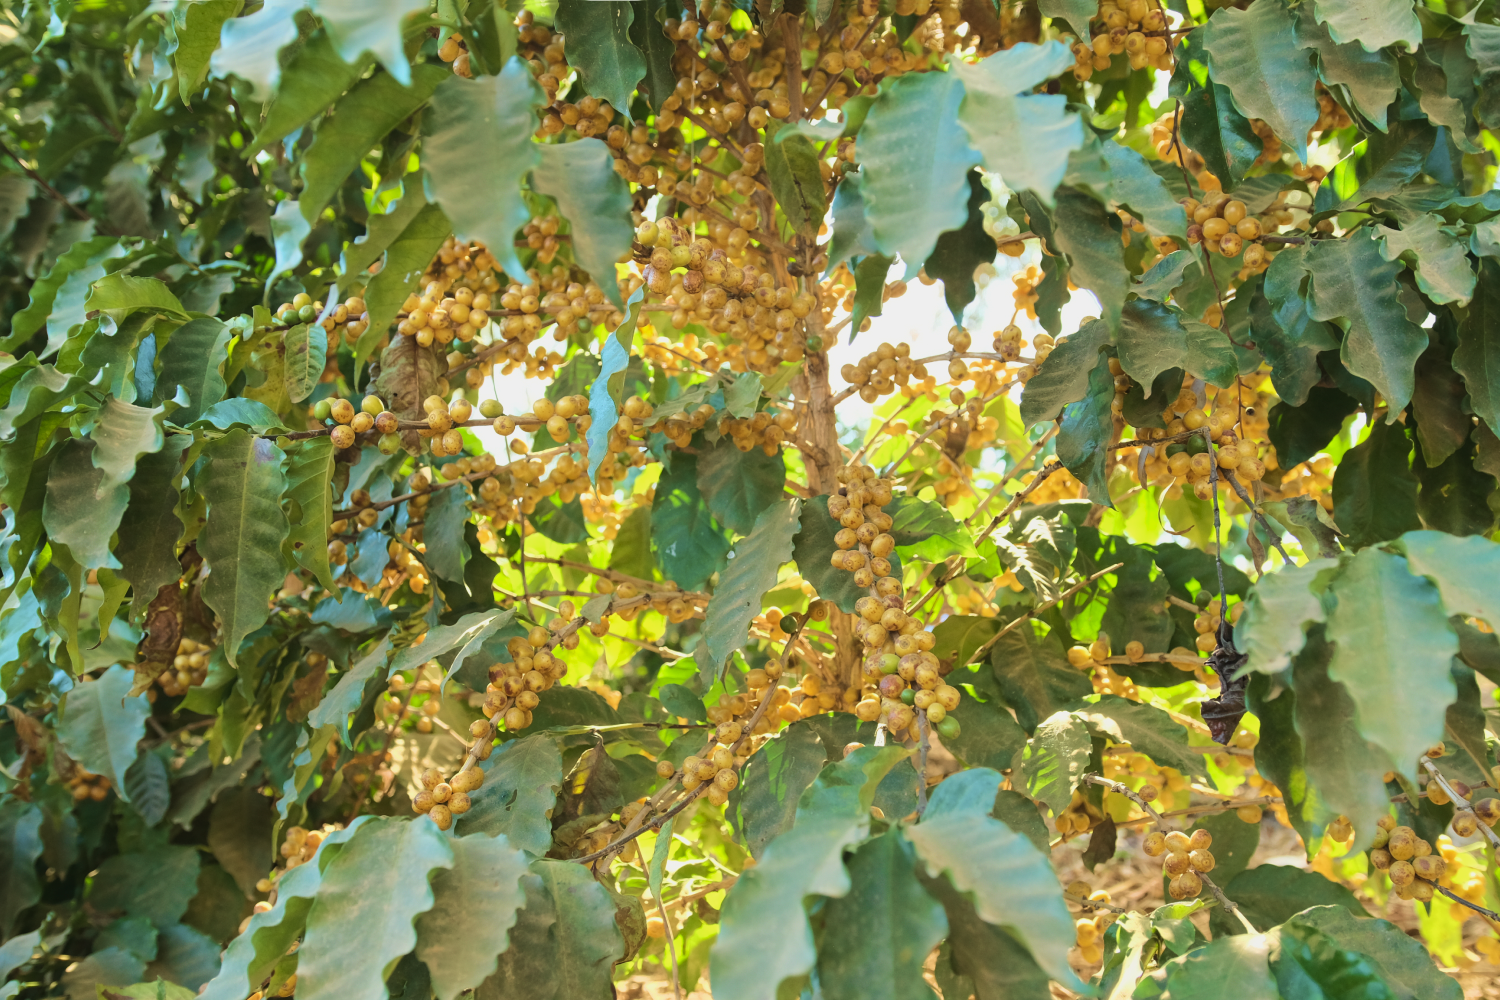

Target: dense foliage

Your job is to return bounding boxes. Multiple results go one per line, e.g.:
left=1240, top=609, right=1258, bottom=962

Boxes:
left=4, top=0, right=1500, bottom=998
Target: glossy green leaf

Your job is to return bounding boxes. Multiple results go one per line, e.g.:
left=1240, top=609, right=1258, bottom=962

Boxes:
left=300, top=65, right=447, bottom=223
left=553, top=0, right=644, bottom=114
left=114, top=437, right=187, bottom=616
left=696, top=436, right=788, bottom=536
left=1116, top=298, right=1237, bottom=392
left=735, top=721, right=827, bottom=858
left=906, top=803, right=1082, bottom=992
left=156, top=318, right=232, bottom=422
left=492, top=860, right=623, bottom=1000
left=1290, top=906, right=1463, bottom=1000
left=703, top=499, right=801, bottom=673
left=533, top=140, right=633, bottom=309
left=1237, top=558, right=1332, bottom=674
left=1221, top=864, right=1365, bottom=934
left=1056, top=359, right=1116, bottom=504
left=211, top=0, right=305, bottom=99
left=424, top=60, right=544, bottom=280
left=281, top=324, right=327, bottom=404
left=197, top=429, right=290, bottom=667
left=859, top=69, right=981, bottom=275
left=629, top=0, right=676, bottom=113
left=0, top=803, right=43, bottom=937
left=1311, top=0, right=1420, bottom=52
left=208, top=785, right=276, bottom=898
left=1, top=236, right=119, bottom=354
left=887, top=496, right=975, bottom=561
left=764, top=123, right=827, bottom=239
left=1304, top=229, right=1427, bottom=416
left=1018, top=317, right=1110, bottom=426
left=298, top=816, right=455, bottom=1000
left=1051, top=188, right=1128, bottom=330
left=282, top=437, right=338, bottom=594
left=90, top=846, right=202, bottom=927
left=607, top=505, right=655, bottom=582
left=1397, top=530, right=1500, bottom=631
left=817, top=831, right=948, bottom=1000
left=651, top=454, right=732, bottom=591
left=415, top=833, right=530, bottom=1000
left=57, top=663, right=149, bottom=800
left=1331, top=420, right=1419, bottom=549
left=359, top=202, right=453, bottom=359
left=124, top=750, right=170, bottom=826
left=172, top=0, right=242, bottom=103
left=306, top=0, right=429, bottom=86
left=1326, top=548, right=1456, bottom=780
left=950, top=42, right=1082, bottom=203
left=709, top=811, right=868, bottom=1000
left=1099, top=141, right=1187, bottom=241
left=1454, top=258, right=1500, bottom=436
left=587, top=300, right=636, bottom=483
left=1204, top=0, right=1321, bottom=162
left=988, top=624, right=1092, bottom=732
left=251, top=31, right=369, bottom=153
left=1021, top=710, right=1090, bottom=814
left=1156, top=933, right=1278, bottom=998
left=1379, top=216, right=1475, bottom=305
left=1270, top=921, right=1396, bottom=1000
left=43, top=438, right=129, bottom=570
left=86, top=274, right=189, bottom=322
left=924, top=172, right=995, bottom=324
left=461, top=733, right=564, bottom=855
left=828, top=171, right=879, bottom=271
left=1298, top=16, right=1398, bottom=129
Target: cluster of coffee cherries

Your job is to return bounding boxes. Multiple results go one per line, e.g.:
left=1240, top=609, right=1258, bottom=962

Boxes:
left=145, top=636, right=214, bottom=701
left=382, top=668, right=454, bottom=734
left=479, top=624, right=578, bottom=732
left=413, top=765, right=485, bottom=832
left=66, top=765, right=111, bottom=802
left=240, top=823, right=346, bottom=935
left=486, top=396, right=591, bottom=445
left=1055, top=789, right=1106, bottom=838
left=853, top=597, right=963, bottom=744
left=589, top=395, right=653, bottom=497
left=398, top=280, right=492, bottom=350
left=671, top=721, right=748, bottom=808
left=1070, top=0, right=1174, bottom=80
left=311, top=393, right=400, bottom=453
left=271, top=291, right=369, bottom=347
left=1144, top=827, right=1217, bottom=900
left=826, top=465, right=899, bottom=592
left=719, top=407, right=799, bottom=457
left=1182, top=193, right=1269, bottom=266
left=1190, top=595, right=1243, bottom=654
left=435, top=31, right=474, bottom=77
left=1065, top=880, right=1117, bottom=966
left=839, top=342, right=929, bottom=404
left=1368, top=816, right=1444, bottom=904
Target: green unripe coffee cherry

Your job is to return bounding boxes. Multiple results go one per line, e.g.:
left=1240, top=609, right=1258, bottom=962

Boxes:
left=361, top=395, right=385, bottom=415
left=880, top=653, right=900, bottom=676
left=900, top=687, right=915, bottom=705
left=312, top=399, right=332, bottom=421
left=297, top=303, right=319, bottom=323
left=480, top=399, right=503, bottom=419
left=378, top=433, right=402, bottom=455
left=805, top=335, right=823, bottom=352
left=936, top=716, right=961, bottom=740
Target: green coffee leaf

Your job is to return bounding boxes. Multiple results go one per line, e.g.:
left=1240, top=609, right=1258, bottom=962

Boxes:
left=949, top=41, right=1081, bottom=202
left=210, top=0, right=304, bottom=98
left=1204, top=0, right=1321, bottom=162
left=1099, top=141, right=1187, bottom=241
left=86, top=275, right=189, bottom=323
left=1021, top=710, right=1090, bottom=814
left=791, top=495, right=891, bottom=613
left=650, top=453, right=732, bottom=592
left=1378, top=216, right=1475, bottom=305
left=424, top=60, right=545, bottom=279
left=359, top=202, right=453, bottom=360
left=90, top=846, right=202, bottom=928
left=251, top=32, right=370, bottom=153
left=282, top=437, right=338, bottom=594
left=906, top=803, right=1082, bottom=992
left=988, top=624, right=1092, bottom=733
left=1397, top=531, right=1500, bottom=633
left=921, top=872, right=1053, bottom=1000
left=1236, top=558, right=1332, bottom=674
left=924, top=172, right=994, bottom=324
left=703, top=499, right=801, bottom=672
left=43, top=438, right=129, bottom=570
left=858, top=69, right=981, bottom=274
left=298, top=816, right=454, bottom=1000
left=282, top=324, right=327, bottom=404
left=300, top=65, right=447, bottom=224
left=735, top=721, right=827, bottom=857
left=1055, top=360, right=1115, bottom=505
left=1221, top=864, right=1364, bottom=934
left=415, top=834, right=530, bottom=1000
left=56, top=664, right=149, bottom=800
left=710, top=810, right=869, bottom=1000
left=1304, top=228, right=1426, bottom=416
left=816, top=831, right=948, bottom=1000
left=1290, top=906, right=1463, bottom=1000
left=1074, top=695, right=1207, bottom=779
left=197, top=429, right=290, bottom=667
left=764, top=122, right=827, bottom=239
left=828, top=171, right=879, bottom=271
left=1116, top=298, right=1237, bottom=393
left=1297, top=17, right=1397, bottom=128
left=1018, top=317, right=1110, bottom=425
left=1, top=236, right=119, bottom=354
left=1155, top=933, right=1278, bottom=998
left=482, top=860, right=623, bottom=1000
left=1051, top=188, right=1128, bottom=330
left=1330, top=420, right=1419, bottom=549
left=171, top=0, right=241, bottom=104
left=607, top=506, right=655, bottom=582
left=1326, top=548, right=1457, bottom=779
left=887, top=496, right=975, bottom=561
left=553, top=0, right=644, bottom=115
left=1454, top=258, right=1500, bottom=436
left=1269, top=921, right=1395, bottom=1000
left=1310, top=0, right=1420, bottom=52
left=155, top=318, right=232, bottom=422
left=695, top=436, right=787, bottom=536
left=123, top=751, right=170, bottom=826
left=533, top=140, right=633, bottom=309
left=461, top=733, right=564, bottom=855
left=306, top=0, right=429, bottom=86
left=0, top=803, right=42, bottom=937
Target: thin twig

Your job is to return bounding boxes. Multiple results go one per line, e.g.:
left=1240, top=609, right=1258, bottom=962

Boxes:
left=1064, top=891, right=1134, bottom=915
left=1220, top=468, right=1294, bottom=565
left=0, top=137, right=96, bottom=226
left=1199, top=871, right=1258, bottom=933
left=1082, top=773, right=1165, bottom=828
left=1422, top=756, right=1500, bottom=852
left=1419, top=877, right=1500, bottom=923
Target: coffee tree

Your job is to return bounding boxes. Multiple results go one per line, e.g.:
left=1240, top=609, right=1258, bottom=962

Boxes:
left=2, top=0, right=1499, bottom=997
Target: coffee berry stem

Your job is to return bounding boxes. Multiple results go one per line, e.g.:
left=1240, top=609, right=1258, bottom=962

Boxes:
left=1418, top=875, right=1500, bottom=923
left=1063, top=891, right=1133, bottom=915
left=1421, top=755, right=1500, bottom=852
